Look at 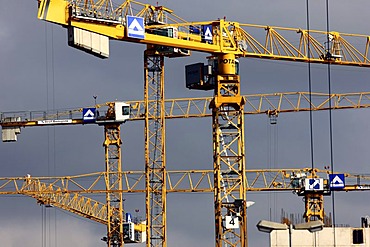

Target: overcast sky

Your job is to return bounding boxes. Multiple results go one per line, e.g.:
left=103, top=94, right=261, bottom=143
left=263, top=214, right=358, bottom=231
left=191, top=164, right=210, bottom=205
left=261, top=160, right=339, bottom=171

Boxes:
left=0, top=0, right=370, bottom=246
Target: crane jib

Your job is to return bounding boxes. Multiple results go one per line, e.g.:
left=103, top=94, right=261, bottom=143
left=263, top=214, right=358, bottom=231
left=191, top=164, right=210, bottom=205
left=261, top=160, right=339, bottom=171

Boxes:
left=36, top=0, right=370, bottom=66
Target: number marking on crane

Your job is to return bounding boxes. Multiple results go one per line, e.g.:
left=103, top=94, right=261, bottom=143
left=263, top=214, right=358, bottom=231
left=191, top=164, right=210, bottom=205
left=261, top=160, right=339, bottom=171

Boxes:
left=225, top=215, right=240, bottom=229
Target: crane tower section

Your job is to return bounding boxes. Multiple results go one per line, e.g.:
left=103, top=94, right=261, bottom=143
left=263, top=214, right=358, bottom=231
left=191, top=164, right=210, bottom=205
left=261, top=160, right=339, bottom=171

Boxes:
left=208, top=53, right=247, bottom=247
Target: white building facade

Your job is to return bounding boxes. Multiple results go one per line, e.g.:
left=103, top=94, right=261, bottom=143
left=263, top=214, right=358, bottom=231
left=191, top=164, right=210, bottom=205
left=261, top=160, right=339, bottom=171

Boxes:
left=270, top=227, right=370, bottom=247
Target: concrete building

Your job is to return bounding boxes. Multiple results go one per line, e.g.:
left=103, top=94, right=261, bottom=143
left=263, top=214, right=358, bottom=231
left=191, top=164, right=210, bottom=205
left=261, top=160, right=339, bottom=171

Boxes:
left=270, top=227, right=369, bottom=247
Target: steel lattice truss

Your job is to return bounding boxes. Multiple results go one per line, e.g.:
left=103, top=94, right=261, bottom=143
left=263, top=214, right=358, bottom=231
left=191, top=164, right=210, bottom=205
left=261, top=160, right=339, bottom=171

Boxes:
left=3, top=92, right=370, bottom=125
left=104, top=124, right=124, bottom=246
left=144, top=52, right=166, bottom=247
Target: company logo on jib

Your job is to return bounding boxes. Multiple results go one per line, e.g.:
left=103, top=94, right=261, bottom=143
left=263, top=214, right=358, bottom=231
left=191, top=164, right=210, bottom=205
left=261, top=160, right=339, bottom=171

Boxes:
left=219, top=58, right=236, bottom=64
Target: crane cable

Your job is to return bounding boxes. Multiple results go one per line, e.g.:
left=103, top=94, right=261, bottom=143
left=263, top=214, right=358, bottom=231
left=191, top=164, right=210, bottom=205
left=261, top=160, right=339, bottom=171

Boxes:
left=305, top=0, right=314, bottom=173
left=305, top=4, right=319, bottom=246
left=267, top=117, right=278, bottom=222
left=42, top=21, right=47, bottom=247
left=305, top=3, right=322, bottom=246
left=307, top=0, right=336, bottom=245
left=325, top=0, right=337, bottom=245
left=43, top=21, right=58, bottom=247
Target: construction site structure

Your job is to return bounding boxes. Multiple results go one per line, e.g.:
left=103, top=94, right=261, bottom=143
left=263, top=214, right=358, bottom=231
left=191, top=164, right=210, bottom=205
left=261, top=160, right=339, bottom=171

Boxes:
left=9, top=0, right=370, bottom=246
left=2, top=91, right=370, bottom=244
left=1, top=165, right=370, bottom=243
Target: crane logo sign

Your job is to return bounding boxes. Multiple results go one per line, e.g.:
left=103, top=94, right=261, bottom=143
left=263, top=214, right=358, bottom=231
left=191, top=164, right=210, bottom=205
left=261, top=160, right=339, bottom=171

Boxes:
left=83, top=108, right=96, bottom=123
left=304, top=178, right=324, bottom=191
left=127, top=16, right=145, bottom=39
left=329, top=174, right=345, bottom=190
left=202, top=25, right=213, bottom=43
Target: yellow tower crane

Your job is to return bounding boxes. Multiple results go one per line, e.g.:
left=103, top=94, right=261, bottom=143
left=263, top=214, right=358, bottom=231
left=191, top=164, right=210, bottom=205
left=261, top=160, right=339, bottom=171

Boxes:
left=31, top=0, right=370, bottom=246
left=2, top=91, right=370, bottom=245
left=1, top=166, right=370, bottom=242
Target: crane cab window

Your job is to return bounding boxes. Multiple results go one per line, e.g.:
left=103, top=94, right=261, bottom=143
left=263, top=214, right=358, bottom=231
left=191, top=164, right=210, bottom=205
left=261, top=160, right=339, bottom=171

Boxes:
left=122, top=106, right=130, bottom=116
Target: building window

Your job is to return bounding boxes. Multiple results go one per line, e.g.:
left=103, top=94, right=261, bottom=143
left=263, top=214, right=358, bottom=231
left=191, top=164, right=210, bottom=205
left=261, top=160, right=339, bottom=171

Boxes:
left=353, top=229, right=364, bottom=244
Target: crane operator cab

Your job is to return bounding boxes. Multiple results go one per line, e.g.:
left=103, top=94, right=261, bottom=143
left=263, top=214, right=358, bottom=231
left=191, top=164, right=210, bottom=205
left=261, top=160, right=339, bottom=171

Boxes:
left=123, top=213, right=146, bottom=244
left=114, top=102, right=130, bottom=122
left=148, top=26, right=191, bottom=57
left=185, top=57, right=239, bottom=90
left=95, top=102, right=130, bottom=124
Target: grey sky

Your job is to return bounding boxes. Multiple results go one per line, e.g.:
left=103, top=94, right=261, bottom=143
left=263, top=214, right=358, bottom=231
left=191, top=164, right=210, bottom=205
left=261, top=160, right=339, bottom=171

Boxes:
left=0, top=0, right=370, bottom=246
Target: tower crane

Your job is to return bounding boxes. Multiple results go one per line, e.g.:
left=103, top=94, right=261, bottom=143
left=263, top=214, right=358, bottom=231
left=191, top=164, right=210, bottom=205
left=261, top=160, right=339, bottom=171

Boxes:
left=29, top=0, right=370, bottom=246
left=3, top=91, right=370, bottom=134
left=1, top=167, right=370, bottom=242
left=2, top=91, right=370, bottom=244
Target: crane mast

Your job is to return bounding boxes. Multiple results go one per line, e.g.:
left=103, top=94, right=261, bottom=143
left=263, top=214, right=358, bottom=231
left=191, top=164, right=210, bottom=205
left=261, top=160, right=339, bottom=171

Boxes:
left=94, top=102, right=130, bottom=246
left=209, top=53, right=247, bottom=246
left=103, top=123, right=124, bottom=246
left=144, top=51, right=167, bottom=247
